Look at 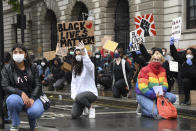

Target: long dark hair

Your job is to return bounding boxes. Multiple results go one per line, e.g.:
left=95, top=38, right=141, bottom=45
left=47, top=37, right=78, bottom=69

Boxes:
left=11, top=44, right=32, bottom=68
left=72, top=54, right=83, bottom=78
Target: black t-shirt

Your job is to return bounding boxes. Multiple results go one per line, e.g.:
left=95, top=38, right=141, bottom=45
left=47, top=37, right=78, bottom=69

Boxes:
left=114, top=62, right=124, bottom=81
left=15, top=69, right=31, bottom=96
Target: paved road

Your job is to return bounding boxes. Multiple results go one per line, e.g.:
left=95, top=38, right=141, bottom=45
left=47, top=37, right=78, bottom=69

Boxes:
left=2, top=98, right=196, bottom=131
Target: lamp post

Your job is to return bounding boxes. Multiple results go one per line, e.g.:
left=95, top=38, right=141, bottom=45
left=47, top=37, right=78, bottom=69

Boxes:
left=20, top=0, right=24, bottom=44
left=0, top=0, right=4, bottom=129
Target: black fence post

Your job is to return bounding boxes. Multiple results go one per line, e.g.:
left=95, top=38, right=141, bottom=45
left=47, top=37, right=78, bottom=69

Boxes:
left=0, top=0, right=4, bottom=129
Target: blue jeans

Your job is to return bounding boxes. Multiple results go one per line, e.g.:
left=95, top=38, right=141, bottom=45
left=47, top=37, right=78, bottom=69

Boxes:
left=6, top=94, right=44, bottom=130
left=136, top=92, right=176, bottom=118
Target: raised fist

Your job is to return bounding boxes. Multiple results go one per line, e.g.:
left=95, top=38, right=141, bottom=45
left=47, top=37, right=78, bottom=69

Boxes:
left=140, top=19, right=150, bottom=37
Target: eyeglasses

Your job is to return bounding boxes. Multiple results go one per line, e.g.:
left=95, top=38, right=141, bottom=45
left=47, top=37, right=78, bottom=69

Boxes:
left=152, top=58, right=161, bottom=62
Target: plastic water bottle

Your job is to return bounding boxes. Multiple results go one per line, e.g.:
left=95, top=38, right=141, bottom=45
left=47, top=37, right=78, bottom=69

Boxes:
left=59, top=95, right=62, bottom=101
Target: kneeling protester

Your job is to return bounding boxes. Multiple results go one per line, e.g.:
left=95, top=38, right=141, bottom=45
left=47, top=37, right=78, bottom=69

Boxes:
left=136, top=52, right=177, bottom=119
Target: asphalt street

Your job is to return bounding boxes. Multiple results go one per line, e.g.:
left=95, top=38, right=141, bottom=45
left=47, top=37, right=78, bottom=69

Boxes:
left=2, top=98, right=196, bottom=131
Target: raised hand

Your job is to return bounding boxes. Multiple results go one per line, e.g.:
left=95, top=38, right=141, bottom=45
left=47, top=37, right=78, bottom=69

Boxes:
left=186, top=58, right=192, bottom=66
left=140, top=19, right=150, bottom=37
left=78, top=41, right=85, bottom=50
left=170, top=37, right=175, bottom=45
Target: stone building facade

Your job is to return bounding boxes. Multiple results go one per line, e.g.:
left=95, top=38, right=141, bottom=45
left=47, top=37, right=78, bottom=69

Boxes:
left=2, top=0, right=196, bottom=58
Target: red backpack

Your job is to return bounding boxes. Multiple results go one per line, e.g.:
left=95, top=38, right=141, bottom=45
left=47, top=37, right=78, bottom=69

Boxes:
left=157, top=96, right=178, bottom=119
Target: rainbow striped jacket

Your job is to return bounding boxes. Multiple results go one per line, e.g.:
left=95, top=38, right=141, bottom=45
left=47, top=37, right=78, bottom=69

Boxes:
left=136, top=64, right=168, bottom=100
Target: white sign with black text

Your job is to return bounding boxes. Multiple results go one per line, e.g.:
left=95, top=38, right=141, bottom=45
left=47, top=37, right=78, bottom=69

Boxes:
left=130, top=31, right=145, bottom=52
left=172, top=17, right=182, bottom=40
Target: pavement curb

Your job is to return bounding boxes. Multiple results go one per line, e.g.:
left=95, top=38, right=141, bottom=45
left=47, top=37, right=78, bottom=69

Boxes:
left=45, top=91, right=196, bottom=117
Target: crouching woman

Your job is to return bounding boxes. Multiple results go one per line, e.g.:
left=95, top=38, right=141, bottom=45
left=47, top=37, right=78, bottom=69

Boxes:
left=136, top=52, right=176, bottom=119
left=1, top=44, right=44, bottom=130
left=71, top=42, right=98, bottom=119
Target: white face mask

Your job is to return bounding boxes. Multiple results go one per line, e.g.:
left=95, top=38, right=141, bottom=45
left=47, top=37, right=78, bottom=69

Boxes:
left=186, top=54, right=194, bottom=60
left=41, top=62, right=46, bottom=66
left=95, top=55, right=101, bottom=59
left=13, top=54, right=25, bottom=63
left=76, top=55, right=82, bottom=62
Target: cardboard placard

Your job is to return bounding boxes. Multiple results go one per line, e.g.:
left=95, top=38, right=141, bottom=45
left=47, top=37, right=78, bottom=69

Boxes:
left=61, top=62, right=72, bottom=72
left=84, top=45, right=92, bottom=51
left=56, top=43, right=68, bottom=56
left=57, top=20, right=94, bottom=47
left=101, top=35, right=112, bottom=46
left=191, top=91, right=196, bottom=106
left=172, top=17, right=182, bottom=41
left=43, top=51, right=56, bottom=60
left=134, top=13, right=156, bottom=37
left=169, top=61, right=178, bottom=72
left=103, top=40, right=118, bottom=52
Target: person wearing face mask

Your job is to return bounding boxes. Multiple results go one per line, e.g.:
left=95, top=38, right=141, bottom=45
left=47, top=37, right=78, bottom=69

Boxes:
left=170, top=37, right=196, bottom=105
left=162, top=48, right=172, bottom=61
left=1, top=44, right=44, bottom=131
left=37, top=58, right=50, bottom=86
left=47, top=58, right=65, bottom=91
left=111, top=49, right=134, bottom=98
left=71, top=42, right=98, bottom=119
left=136, top=52, right=176, bottom=119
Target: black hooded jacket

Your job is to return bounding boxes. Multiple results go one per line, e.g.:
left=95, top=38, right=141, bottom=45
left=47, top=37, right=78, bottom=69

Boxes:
left=51, top=58, right=64, bottom=79
left=181, top=48, right=196, bottom=80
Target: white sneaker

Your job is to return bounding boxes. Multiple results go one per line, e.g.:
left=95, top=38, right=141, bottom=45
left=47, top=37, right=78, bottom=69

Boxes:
left=136, top=104, right=142, bottom=116
left=89, top=107, right=96, bottom=119
left=83, top=107, right=89, bottom=116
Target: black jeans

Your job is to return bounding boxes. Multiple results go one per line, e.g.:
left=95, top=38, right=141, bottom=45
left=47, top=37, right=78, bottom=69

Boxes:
left=112, top=79, right=129, bottom=98
left=182, top=78, right=196, bottom=102
left=71, top=92, right=97, bottom=119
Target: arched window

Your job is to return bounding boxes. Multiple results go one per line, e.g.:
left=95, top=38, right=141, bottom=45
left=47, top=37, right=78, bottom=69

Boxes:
left=71, top=2, right=88, bottom=21
left=114, top=0, right=130, bottom=49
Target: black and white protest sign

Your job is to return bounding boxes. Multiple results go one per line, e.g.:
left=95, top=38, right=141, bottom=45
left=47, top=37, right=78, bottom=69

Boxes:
left=130, top=31, right=144, bottom=52
left=172, top=17, right=182, bottom=40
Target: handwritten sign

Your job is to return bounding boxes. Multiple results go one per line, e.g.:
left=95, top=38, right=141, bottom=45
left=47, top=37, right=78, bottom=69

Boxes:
left=57, top=20, right=94, bottom=47
left=172, top=17, right=182, bottom=40
left=130, top=31, right=144, bottom=52
left=43, top=51, right=56, bottom=60
left=134, top=13, right=156, bottom=37
left=56, top=43, right=68, bottom=56
left=101, top=35, right=112, bottom=46
left=103, top=40, right=118, bottom=52
left=169, top=61, right=178, bottom=72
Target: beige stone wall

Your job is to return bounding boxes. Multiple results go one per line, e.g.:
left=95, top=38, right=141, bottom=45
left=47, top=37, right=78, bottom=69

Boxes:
left=3, top=0, right=196, bottom=58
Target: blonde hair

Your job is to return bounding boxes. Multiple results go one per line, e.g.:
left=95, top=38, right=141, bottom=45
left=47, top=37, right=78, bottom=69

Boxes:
left=150, top=52, right=165, bottom=63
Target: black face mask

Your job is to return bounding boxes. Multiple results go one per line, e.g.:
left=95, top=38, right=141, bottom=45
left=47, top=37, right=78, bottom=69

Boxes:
left=114, top=53, right=120, bottom=58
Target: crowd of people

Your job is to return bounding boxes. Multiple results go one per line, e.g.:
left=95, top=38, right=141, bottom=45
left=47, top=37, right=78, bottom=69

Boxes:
left=1, top=37, right=196, bottom=130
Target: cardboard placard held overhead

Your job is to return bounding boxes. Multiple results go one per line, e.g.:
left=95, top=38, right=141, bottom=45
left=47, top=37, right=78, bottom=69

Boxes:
left=43, top=51, right=56, bottom=60
left=101, top=35, right=112, bottom=46
left=134, top=13, right=156, bottom=37
left=56, top=43, right=68, bottom=56
left=130, top=30, right=144, bottom=52
left=84, top=45, right=92, bottom=51
left=103, top=40, right=118, bottom=52
left=172, top=17, right=182, bottom=41
left=57, top=20, right=94, bottom=47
